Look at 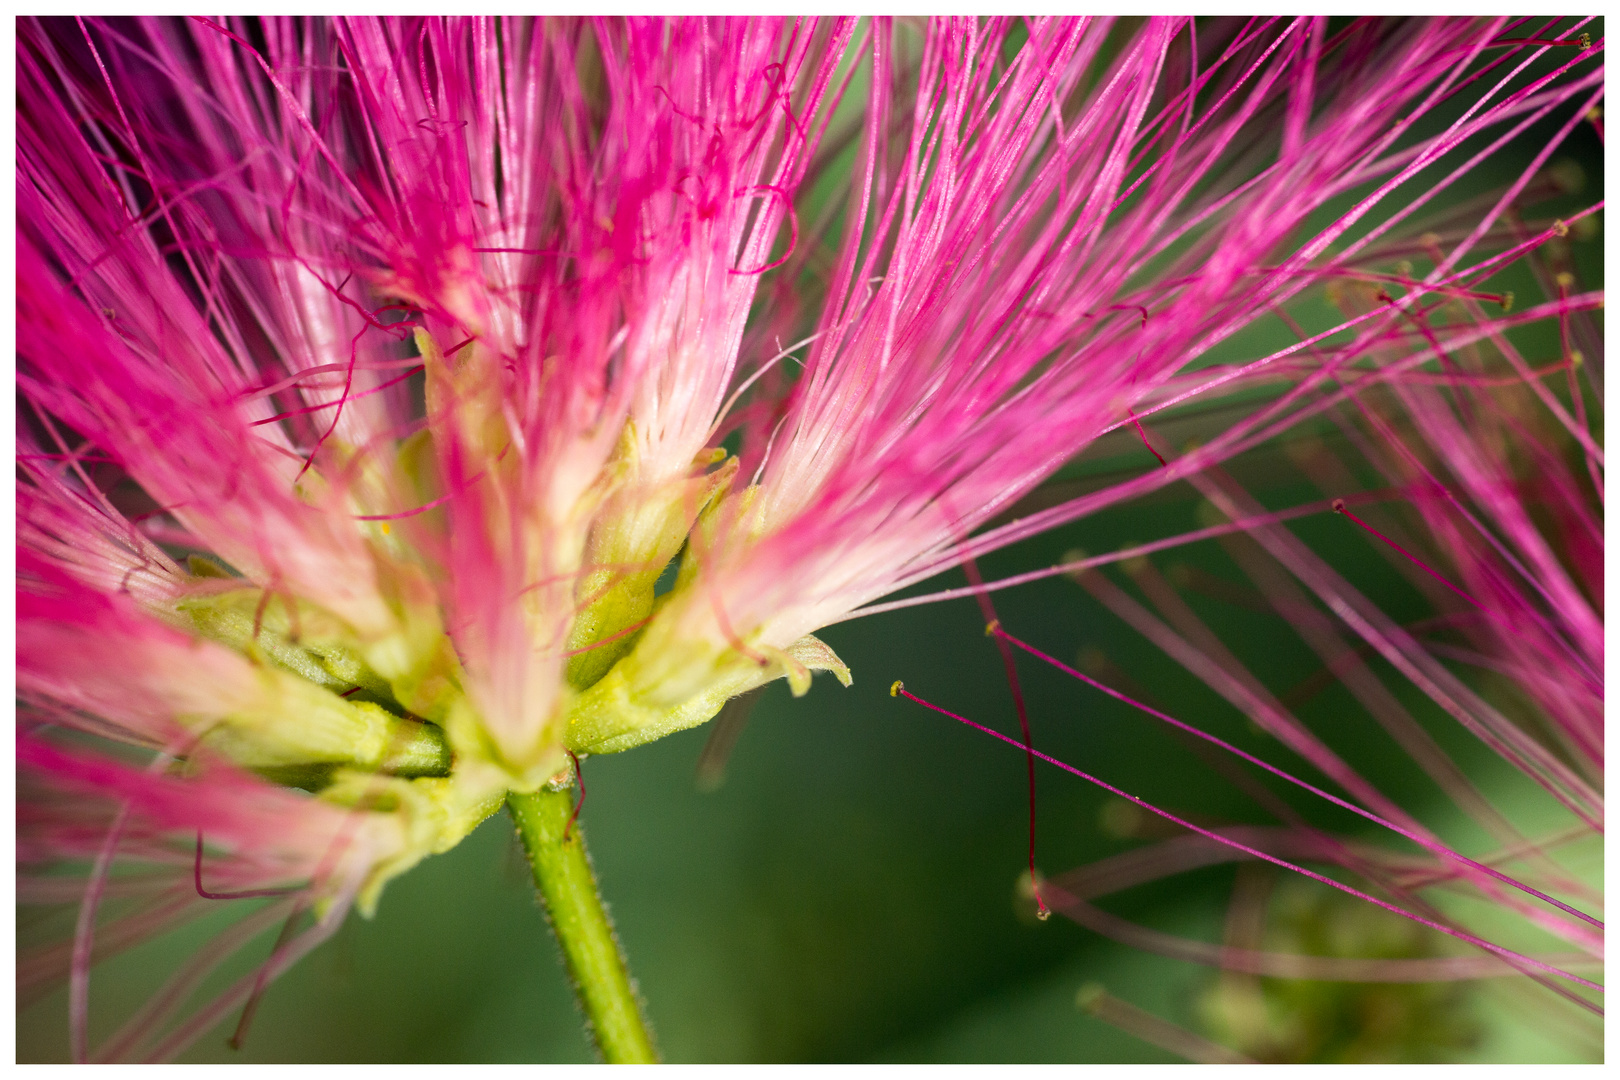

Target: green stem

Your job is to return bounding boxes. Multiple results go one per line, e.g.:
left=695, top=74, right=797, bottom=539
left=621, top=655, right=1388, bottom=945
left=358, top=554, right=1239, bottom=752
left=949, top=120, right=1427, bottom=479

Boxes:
left=507, top=788, right=659, bottom=1064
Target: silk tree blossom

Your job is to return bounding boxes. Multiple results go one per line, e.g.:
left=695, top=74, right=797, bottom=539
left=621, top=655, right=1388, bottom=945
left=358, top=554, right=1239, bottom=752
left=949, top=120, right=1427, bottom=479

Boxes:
left=20, top=15, right=852, bottom=1059
left=15, top=14, right=1602, bottom=1061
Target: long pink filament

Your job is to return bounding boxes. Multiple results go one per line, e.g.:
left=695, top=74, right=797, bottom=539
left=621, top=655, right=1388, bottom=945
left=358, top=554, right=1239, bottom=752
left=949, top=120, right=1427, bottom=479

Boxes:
left=990, top=624, right=1601, bottom=932
left=889, top=682, right=1602, bottom=995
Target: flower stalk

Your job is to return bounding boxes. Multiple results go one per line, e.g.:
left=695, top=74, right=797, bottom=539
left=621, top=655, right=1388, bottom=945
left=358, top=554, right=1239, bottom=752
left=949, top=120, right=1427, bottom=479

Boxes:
left=507, top=788, right=658, bottom=1064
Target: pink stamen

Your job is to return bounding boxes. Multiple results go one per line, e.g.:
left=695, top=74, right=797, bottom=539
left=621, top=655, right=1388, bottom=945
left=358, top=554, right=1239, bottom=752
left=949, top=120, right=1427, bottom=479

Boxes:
left=1489, top=36, right=1592, bottom=49
left=889, top=681, right=1603, bottom=994
left=1331, top=498, right=1482, bottom=609
left=353, top=457, right=497, bottom=522
left=557, top=617, right=652, bottom=659
left=249, top=364, right=424, bottom=427
left=1290, top=264, right=1513, bottom=306
left=352, top=489, right=458, bottom=522
left=250, top=586, right=274, bottom=643
left=17, top=452, right=120, bottom=464
left=294, top=319, right=373, bottom=484
left=227, top=908, right=302, bottom=1051
left=70, top=803, right=130, bottom=1063
left=962, top=558, right=1047, bottom=920
left=562, top=752, right=586, bottom=844
left=194, top=833, right=301, bottom=902
left=237, top=357, right=425, bottom=406
left=209, top=774, right=400, bottom=1054
left=1127, top=407, right=1168, bottom=467
left=730, top=184, right=799, bottom=276
left=1107, top=303, right=1150, bottom=328
left=989, top=623, right=1603, bottom=932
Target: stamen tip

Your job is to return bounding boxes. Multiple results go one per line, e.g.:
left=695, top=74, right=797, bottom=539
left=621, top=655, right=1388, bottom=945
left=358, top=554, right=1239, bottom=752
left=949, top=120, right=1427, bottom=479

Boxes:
left=1330, top=498, right=1347, bottom=514
left=889, top=680, right=904, bottom=698
left=984, top=619, right=1001, bottom=637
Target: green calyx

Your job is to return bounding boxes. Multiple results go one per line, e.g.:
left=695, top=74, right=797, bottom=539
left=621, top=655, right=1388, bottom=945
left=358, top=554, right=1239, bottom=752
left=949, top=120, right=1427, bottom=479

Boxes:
left=563, top=429, right=739, bottom=690
left=177, top=584, right=393, bottom=699
left=163, top=409, right=854, bottom=913
left=565, top=631, right=851, bottom=755
left=177, top=585, right=457, bottom=777
left=558, top=456, right=854, bottom=756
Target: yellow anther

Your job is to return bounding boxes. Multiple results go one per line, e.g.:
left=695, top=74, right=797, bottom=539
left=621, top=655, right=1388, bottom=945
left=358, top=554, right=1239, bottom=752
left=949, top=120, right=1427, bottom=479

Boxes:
left=1571, top=350, right=1584, bottom=369
left=1500, top=291, right=1514, bottom=313
left=1553, top=219, right=1570, bottom=238
left=889, top=680, right=904, bottom=698
left=1556, top=271, right=1576, bottom=289
left=984, top=619, right=1001, bottom=637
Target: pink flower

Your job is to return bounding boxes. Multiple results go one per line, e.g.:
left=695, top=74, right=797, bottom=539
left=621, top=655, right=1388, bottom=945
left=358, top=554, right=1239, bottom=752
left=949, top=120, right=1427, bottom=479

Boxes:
left=16, top=14, right=1602, bottom=1061
left=1012, top=302, right=1607, bottom=1053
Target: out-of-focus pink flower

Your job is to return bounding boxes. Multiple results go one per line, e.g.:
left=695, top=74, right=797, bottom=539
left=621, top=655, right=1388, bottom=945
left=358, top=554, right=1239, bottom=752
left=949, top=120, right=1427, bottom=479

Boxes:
left=15, top=14, right=1602, bottom=1061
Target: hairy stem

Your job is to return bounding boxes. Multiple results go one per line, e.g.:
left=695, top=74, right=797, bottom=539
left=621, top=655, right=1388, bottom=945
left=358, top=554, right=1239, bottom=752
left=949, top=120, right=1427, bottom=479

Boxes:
left=507, top=788, right=658, bottom=1064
